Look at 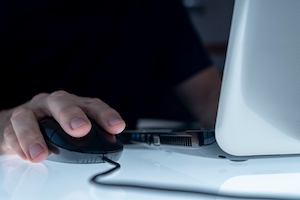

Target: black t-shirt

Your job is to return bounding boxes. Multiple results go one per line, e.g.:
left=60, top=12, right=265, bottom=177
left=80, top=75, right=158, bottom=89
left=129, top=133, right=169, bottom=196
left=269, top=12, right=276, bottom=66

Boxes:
left=0, top=0, right=212, bottom=128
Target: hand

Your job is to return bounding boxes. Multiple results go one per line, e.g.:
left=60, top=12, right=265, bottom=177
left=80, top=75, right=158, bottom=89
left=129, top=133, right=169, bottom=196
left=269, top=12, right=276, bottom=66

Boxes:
left=0, top=90, right=126, bottom=163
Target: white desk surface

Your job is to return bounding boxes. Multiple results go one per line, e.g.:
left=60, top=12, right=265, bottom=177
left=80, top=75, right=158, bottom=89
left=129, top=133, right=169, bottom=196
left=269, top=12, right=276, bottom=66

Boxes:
left=1, top=142, right=300, bottom=200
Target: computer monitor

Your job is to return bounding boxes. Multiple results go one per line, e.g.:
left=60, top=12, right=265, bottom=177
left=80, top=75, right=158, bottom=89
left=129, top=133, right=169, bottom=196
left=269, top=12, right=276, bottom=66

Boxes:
left=215, top=0, right=300, bottom=156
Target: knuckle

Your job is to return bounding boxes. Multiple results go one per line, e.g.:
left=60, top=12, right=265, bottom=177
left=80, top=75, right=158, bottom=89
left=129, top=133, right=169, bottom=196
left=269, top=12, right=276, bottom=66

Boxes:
left=48, top=90, right=69, bottom=100
left=46, top=90, right=72, bottom=108
left=2, top=125, right=20, bottom=151
left=11, top=106, right=32, bottom=120
left=3, top=124, right=13, bottom=139
left=31, top=92, right=49, bottom=102
left=50, top=90, right=69, bottom=96
left=58, top=105, right=83, bottom=119
left=26, top=92, right=49, bottom=110
left=83, top=97, right=104, bottom=106
left=82, top=98, right=120, bottom=116
left=101, top=109, right=119, bottom=118
left=81, top=98, right=103, bottom=111
left=82, top=98, right=113, bottom=112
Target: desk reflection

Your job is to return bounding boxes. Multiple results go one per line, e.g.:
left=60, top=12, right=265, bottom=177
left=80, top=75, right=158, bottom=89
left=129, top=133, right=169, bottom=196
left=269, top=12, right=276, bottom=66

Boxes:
left=1, top=145, right=300, bottom=200
left=1, top=156, right=48, bottom=200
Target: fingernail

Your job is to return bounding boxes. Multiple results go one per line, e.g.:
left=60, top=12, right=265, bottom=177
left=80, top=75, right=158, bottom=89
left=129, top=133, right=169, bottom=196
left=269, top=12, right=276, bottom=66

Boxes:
left=71, top=117, right=88, bottom=129
left=29, top=143, right=44, bottom=159
left=108, top=117, right=123, bottom=126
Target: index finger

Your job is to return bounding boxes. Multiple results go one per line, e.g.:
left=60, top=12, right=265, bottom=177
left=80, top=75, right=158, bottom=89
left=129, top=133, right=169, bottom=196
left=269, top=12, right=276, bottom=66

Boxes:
left=32, top=90, right=92, bottom=138
left=10, top=107, right=49, bottom=163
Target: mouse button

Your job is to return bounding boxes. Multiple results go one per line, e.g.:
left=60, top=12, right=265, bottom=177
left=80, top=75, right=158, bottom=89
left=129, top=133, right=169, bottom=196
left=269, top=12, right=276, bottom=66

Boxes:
left=79, top=128, right=106, bottom=151
left=50, top=129, right=80, bottom=151
left=39, top=118, right=61, bottom=139
left=102, top=138, right=123, bottom=152
left=51, top=128, right=107, bottom=153
left=94, top=128, right=123, bottom=152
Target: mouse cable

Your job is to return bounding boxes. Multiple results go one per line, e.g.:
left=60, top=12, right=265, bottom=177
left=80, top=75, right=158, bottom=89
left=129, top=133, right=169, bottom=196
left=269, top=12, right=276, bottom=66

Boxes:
left=89, top=157, right=295, bottom=200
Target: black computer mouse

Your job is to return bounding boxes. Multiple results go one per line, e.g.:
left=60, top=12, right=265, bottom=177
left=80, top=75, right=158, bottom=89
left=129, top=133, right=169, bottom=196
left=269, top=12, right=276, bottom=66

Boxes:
left=39, top=117, right=123, bottom=164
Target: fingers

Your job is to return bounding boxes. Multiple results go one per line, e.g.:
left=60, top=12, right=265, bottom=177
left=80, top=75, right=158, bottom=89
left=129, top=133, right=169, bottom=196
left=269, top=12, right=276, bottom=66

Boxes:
left=75, top=97, right=126, bottom=134
left=40, top=91, right=92, bottom=138
left=7, top=107, right=49, bottom=163
left=1, top=90, right=126, bottom=163
left=2, top=125, right=26, bottom=158
left=36, top=90, right=126, bottom=135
